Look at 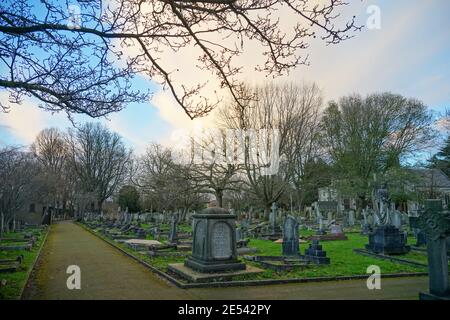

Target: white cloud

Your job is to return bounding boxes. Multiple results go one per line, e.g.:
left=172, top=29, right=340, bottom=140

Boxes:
left=0, top=92, right=48, bottom=145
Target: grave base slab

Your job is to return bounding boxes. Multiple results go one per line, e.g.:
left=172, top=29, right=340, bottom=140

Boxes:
left=184, top=256, right=246, bottom=273
left=168, top=263, right=263, bottom=283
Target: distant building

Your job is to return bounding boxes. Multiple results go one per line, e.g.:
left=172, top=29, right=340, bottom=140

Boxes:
left=408, top=168, right=450, bottom=208
left=318, top=187, right=338, bottom=202
left=316, top=187, right=356, bottom=213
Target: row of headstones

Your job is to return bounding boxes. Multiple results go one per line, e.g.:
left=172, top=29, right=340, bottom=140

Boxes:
left=410, top=200, right=450, bottom=300
left=360, top=208, right=409, bottom=229
left=83, top=210, right=196, bottom=225
left=84, top=211, right=185, bottom=246
left=0, top=214, right=26, bottom=234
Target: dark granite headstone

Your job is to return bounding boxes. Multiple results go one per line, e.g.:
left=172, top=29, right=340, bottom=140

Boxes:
left=168, top=213, right=178, bottom=244
left=269, top=202, right=277, bottom=233
left=416, top=230, right=427, bottom=247
left=135, top=228, right=146, bottom=239
left=282, top=216, right=300, bottom=256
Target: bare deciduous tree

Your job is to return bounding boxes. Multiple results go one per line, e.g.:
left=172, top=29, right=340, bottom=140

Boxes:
left=31, top=128, right=73, bottom=215
left=133, top=143, right=206, bottom=215
left=187, top=129, right=243, bottom=207
left=0, top=0, right=360, bottom=119
left=218, top=82, right=322, bottom=218
left=0, top=147, right=37, bottom=234
left=66, top=122, right=130, bottom=213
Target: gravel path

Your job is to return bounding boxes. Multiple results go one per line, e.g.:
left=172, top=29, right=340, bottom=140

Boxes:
left=22, top=221, right=428, bottom=300
left=22, top=221, right=190, bottom=299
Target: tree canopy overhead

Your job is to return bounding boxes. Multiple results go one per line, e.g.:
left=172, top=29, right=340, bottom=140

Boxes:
left=0, top=0, right=361, bottom=119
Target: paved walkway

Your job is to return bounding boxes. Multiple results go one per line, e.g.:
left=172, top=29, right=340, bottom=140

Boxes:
left=23, top=222, right=428, bottom=300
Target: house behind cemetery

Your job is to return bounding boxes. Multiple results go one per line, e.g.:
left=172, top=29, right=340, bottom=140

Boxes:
left=408, top=168, right=450, bottom=208
left=313, top=187, right=356, bottom=213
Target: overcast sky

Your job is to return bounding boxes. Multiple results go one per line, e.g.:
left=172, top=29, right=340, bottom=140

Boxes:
left=1, top=0, right=449, bottom=154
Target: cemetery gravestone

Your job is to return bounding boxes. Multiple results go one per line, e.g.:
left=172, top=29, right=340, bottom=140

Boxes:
left=392, top=210, right=402, bottom=229
left=304, top=240, right=330, bottom=264
left=183, top=207, right=245, bottom=272
left=236, top=228, right=243, bottom=242
left=282, top=216, right=300, bottom=256
left=168, top=213, right=178, bottom=244
left=416, top=230, right=427, bottom=247
left=348, top=210, right=355, bottom=226
left=269, top=202, right=277, bottom=233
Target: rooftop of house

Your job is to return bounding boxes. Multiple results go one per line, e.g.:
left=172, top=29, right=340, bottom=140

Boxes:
left=410, top=168, right=450, bottom=188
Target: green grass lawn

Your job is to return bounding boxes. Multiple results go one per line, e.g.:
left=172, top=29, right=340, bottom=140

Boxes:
left=0, top=228, right=48, bottom=299
left=87, top=224, right=430, bottom=283
left=242, top=234, right=428, bottom=280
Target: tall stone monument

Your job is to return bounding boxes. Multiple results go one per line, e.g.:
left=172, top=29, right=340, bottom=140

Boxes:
left=168, top=212, right=178, bottom=244
left=184, top=207, right=245, bottom=272
left=365, top=185, right=410, bottom=255
left=411, top=199, right=450, bottom=300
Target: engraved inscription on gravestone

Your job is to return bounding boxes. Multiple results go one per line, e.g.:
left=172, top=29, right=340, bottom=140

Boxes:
left=285, top=218, right=294, bottom=239
left=212, top=222, right=232, bottom=259
left=193, top=220, right=206, bottom=258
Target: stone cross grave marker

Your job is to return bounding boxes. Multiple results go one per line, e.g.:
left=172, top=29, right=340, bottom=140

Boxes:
left=168, top=213, right=178, bottom=244
left=411, top=199, right=450, bottom=300
left=270, top=202, right=277, bottom=233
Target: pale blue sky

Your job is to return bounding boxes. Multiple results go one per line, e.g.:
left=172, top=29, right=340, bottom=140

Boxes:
left=0, top=0, right=449, bottom=154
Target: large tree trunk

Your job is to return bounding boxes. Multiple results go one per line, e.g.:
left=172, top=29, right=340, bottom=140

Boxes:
left=0, top=213, right=4, bottom=237
left=98, top=200, right=103, bottom=215
left=215, top=190, right=223, bottom=208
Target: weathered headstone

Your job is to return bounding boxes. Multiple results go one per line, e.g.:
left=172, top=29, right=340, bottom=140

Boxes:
left=416, top=230, right=427, bottom=247
left=330, top=224, right=343, bottom=235
left=269, top=202, right=277, bottom=233
left=168, top=213, right=178, bottom=244
left=391, top=210, right=402, bottom=229
left=184, top=207, right=245, bottom=272
left=411, top=200, right=450, bottom=300
left=282, top=216, right=300, bottom=256
left=316, top=213, right=326, bottom=235
left=304, top=240, right=330, bottom=264
left=348, top=210, right=355, bottom=226
left=236, top=228, right=243, bottom=242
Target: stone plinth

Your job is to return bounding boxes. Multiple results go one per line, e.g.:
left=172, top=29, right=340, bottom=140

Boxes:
left=365, top=225, right=410, bottom=255
left=168, top=263, right=263, bottom=283
left=304, top=240, right=330, bottom=264
left=184, top=207, right=245, bottom=273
